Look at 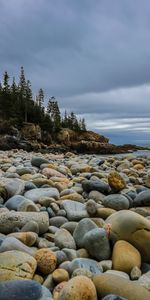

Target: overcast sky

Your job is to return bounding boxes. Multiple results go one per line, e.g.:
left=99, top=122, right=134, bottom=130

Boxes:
left=1, top=0, right=150, bottom=145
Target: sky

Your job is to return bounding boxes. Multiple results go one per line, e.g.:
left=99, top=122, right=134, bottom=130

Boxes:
left=0, top=0, right=150, bottom=145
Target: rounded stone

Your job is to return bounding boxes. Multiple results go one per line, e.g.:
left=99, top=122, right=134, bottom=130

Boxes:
left=52, top=269, right=69, bottom=283
left=103, top=194, right=129, bottom=211
left=70, top=258, right=102, bottom=275
left=101, top=295, right=127, bottom=300
left=62, top=200, right=88, bottom=221
left=108, top=171, right=126, bottom=191
left=0, top=250, right=37, bottom=281
left=24, top=188, right=59, bottom=203
left=0, top=237, right=34, bottom=255
left=96, top=208, right=116, bottom=219
left=93, top=273, right=150, bottom=300
left=0, top=280, right=53, bottom=300
left=34, top=248, right=57, bottom=275
left=86, top=199, right=97, bottom=216
left=21, top=221, right=39, bottom=234
left=54, top=229, right=76, bottom=250
left=106, top=210, right=150, bottom=262
left=112, top=240, right=141, bottom=274
left=50, top=216, right=68, bottom=228
left=59, top=275, right=97, bottom=300
left=72, top=268, right=93, bottom=279
left=83, top=228, right=111, bottom=261
left=133, top=190, right=150, bottom=206
left=31, top=156, right=50, bottom=167
left=82, top=179, right=110, bottom=194
left=8, top=232, right=37, bottom=246
left=73, top=218, right=97, bottom=248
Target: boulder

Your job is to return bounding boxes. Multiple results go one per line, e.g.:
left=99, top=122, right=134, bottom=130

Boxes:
left=0, top=250, right=37, bottom=281
left=106, top=210, right=150, bottom=262
left=93, top=273, right=150, bottom=300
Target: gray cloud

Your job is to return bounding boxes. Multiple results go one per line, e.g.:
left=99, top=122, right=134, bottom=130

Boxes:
left=0, top=0, right=150, bottom=144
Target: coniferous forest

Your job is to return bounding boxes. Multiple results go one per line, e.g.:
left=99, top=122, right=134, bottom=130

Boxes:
left=0, top=67, right=86, bottom=134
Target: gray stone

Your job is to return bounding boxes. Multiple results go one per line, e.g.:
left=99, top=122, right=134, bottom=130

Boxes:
left=55, top=250, right=68, bottom=265
left=82, top=179, right=110, bottom=194
left=103, top=194, right=129, bottom=210
left=0, top=237, right=34, bottom=255
left=54, top=229, right=76, bottom=249
left=73, top=218, right=97, bottom=248
left=70, top=258, right=102, bottom=275
left=31, top=156, right=50, bottom=167
left=5, top=195, right=38, bottom=211
left=102, top=295, right=128, bottom=300
left=138, top=271, right=150, bottom=291
left=0, top=178, right=25, bottom=197
left=99, top=260, right=112, bottom=272
left=62, top=200, right=89, bottom=221
left=133, top=190, right=150, bottom=206
left=24, top=188, right=59, bottom=203
left=21, top=221, right=39, bottom=234
left=61, top=222, right=78, bottom=234
left=83, top=228, right=111, bottom=261
left=0, top=280, right=52, bottom=300
left=130, top=266, right=141, bottom=280
left=63, top=248, right=77, bottom=261
left=50, top=216, right=68, bottom=227
left=0, top=210, right=49, bottom=234
left=86, top=199, right=97, bottom=216
left=72, top=268, right=93, bottom=279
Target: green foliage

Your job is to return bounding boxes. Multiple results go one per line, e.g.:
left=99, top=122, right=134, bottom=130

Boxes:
left=0, top=67, right=87, bottom=134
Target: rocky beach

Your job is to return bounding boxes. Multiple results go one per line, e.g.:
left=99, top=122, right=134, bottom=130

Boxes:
left=0, top=149, right=150, bottom=299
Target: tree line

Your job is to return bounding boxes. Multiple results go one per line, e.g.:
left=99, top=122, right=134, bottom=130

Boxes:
left=0, top=67, right=86, bottom=133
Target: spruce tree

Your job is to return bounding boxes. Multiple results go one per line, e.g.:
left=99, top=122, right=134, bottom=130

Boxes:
left=37, top=88, right=44, bottom=108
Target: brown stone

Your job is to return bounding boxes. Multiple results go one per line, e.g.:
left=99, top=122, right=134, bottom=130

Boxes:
left=0, top=250, right=37, bottom=281
left=34, top=248, right=57, bottom=275
left=108, top=171, right=126, bottom=191
left=59, top=275, right=97, bottom=300
left=8, top=232, right=37, bottom=246
left=52, top=269, right=69, bottom=283
left=112, top=240, right=141, bottom=274
left=93, top=273, right=150, bottom=300
left=96, top=207, right=116, bottom=219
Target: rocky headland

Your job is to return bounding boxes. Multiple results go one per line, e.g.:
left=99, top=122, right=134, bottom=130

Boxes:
left=0, top=122, right=146, bottom=154
left=0, top=149, right=150, bottom=299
